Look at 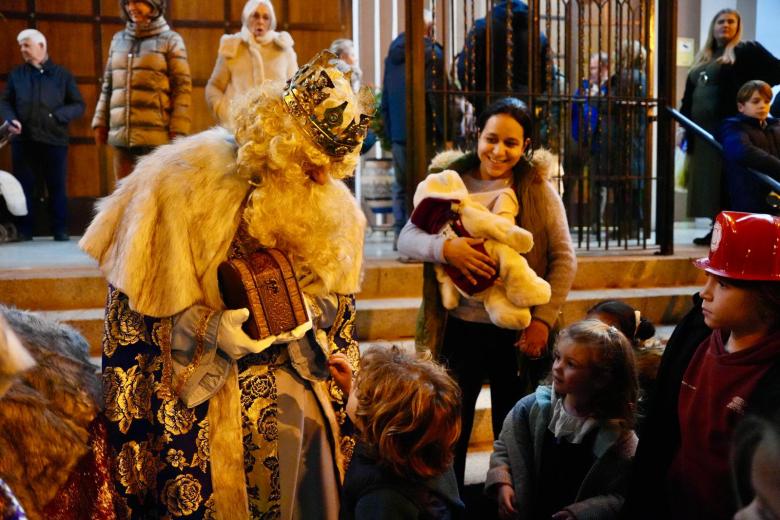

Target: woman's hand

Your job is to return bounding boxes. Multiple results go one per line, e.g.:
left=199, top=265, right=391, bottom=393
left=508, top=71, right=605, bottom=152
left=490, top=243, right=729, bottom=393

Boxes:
left=515, top=319, right=550, bottom=358
left=496, top=484, right=518, bottom=519
left=551, top=510, right=576, bottom=520
left=327, top=352, right=353, bottom=394
left=442, top=237, right=496, bottom=285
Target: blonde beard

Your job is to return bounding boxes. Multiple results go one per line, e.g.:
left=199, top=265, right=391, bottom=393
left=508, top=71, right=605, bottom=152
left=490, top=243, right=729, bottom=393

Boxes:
left=244, top=177, right=365, bottom=296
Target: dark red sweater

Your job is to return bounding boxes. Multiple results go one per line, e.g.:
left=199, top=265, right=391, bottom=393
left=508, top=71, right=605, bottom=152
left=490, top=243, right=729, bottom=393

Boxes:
left=666, top=328, right=780, bottom=519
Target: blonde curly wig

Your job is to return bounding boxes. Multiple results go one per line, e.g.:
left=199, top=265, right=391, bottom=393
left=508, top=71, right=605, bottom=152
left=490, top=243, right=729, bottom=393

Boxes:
left=232, top=78, right=361, bottom=185
left=229, top=77, right=366, bottom=296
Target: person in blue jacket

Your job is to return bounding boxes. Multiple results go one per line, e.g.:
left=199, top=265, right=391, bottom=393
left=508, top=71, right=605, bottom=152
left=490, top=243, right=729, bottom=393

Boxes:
left=0, top=29, right=84, bottom=242
left=719, top=80, right=780, bottom=214
left=380, top=9, right=445, bottom=245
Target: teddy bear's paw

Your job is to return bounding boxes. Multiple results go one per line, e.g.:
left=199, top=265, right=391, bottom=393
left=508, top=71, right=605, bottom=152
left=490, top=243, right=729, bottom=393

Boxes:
left=484, top=288, right=532, bottom=330
left=506, top=276, right=552, bottom=308
left=506, top=227, right=534, bottom=253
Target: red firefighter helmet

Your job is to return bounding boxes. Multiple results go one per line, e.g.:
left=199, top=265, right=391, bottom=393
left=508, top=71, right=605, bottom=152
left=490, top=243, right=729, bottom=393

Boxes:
left=693, top=211, right=780, bottom=281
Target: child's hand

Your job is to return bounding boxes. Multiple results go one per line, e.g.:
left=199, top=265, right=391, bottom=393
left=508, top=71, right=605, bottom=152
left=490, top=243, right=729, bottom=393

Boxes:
left=328, top=353, right=353, bottom=394
left=551, top=510, right=576, bottom=520
left=496, top=484, right=518, bottom=519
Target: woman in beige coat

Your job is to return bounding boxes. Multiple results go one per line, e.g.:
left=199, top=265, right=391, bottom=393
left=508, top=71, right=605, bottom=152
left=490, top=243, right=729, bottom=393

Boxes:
left=206, top=0, right=298, bottom=127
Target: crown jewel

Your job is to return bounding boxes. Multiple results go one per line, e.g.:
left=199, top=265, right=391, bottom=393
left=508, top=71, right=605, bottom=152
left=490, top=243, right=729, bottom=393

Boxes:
left=283, top=50, right=373, bottom=158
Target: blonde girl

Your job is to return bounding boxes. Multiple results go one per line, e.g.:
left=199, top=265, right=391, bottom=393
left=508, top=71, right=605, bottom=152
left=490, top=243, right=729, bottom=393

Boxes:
left=486, top=320, right=638, bottom=520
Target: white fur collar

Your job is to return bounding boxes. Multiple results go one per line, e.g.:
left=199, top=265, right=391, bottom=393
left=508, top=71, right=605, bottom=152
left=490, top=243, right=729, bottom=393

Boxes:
left=428, top=148, right=560, bottom=183
left=80, top=127, right=364, bottom=317
left=81, top=128, right=245, bottom=317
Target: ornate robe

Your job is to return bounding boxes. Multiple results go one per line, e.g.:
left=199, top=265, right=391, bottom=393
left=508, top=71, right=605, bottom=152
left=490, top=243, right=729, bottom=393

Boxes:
left=81, top=128, right=365, bottom=519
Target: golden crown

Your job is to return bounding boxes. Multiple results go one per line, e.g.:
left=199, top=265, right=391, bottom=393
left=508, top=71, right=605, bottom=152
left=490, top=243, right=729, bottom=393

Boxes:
left=283, top=50, right=373, bottom=158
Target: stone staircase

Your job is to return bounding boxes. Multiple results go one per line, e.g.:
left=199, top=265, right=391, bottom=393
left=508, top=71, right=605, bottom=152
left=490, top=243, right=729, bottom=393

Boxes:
left=355, top=252, right=705, bottom=485
left=0, top=247, right=705, bottom=484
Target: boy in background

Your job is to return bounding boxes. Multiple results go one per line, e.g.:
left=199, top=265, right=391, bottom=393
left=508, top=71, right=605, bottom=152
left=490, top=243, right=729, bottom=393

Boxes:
left=719, top=80, right=780, bottom=213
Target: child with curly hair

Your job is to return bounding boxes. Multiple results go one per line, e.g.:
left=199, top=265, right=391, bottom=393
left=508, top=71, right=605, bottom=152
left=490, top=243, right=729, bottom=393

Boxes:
left=328, top=346, right=464, bottom=519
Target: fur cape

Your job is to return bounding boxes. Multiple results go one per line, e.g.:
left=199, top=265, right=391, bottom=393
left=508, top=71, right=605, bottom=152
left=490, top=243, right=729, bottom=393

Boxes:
left=0, top=306, right=102, bottom=519
left=80, top=127, right=364, bottom=318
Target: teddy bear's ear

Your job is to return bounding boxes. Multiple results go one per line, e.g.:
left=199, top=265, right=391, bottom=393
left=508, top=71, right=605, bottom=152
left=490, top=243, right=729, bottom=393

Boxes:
left=412, top=170, right=469, bottom=207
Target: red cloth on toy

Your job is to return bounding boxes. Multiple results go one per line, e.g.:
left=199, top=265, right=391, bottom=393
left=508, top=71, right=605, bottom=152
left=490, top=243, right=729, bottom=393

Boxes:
left=411, top=197, right=498, bottom=295
left=411, top=197, right=459, bottom=234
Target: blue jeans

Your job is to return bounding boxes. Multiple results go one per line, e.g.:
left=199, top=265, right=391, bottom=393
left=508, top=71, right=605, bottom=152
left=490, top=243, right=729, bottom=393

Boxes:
left=11, top=140, right=69, bottom=237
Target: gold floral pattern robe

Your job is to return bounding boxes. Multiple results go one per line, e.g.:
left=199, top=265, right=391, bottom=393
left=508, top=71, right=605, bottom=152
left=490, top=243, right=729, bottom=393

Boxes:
left=102, top=288, right=359, bottom=519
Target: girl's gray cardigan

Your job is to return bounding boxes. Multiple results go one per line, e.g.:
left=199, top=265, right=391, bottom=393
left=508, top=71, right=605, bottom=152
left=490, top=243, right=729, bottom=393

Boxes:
left=486, top=386, right=638, bottom=520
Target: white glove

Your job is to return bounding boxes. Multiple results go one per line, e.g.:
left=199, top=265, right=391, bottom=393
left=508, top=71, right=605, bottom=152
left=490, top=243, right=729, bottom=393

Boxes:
left=217, top=308, right=276, bottom=359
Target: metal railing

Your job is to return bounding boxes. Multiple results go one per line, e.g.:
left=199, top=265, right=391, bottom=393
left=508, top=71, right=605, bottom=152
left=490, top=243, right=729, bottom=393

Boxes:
left=668, top=107, right=780, bottom=211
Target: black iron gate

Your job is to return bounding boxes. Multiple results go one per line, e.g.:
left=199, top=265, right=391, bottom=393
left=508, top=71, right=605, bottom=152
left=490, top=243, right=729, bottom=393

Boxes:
left=406, top=0, right=677, bottom=253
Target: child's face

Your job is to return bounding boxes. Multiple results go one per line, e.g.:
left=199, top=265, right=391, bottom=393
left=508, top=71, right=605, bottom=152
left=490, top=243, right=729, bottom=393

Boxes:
left=699, top=274, right=764, bottom=335
left=551, top=339, right=597, bottom=399
left=734, top=437, right=780, bottom=520
left=738, top=92, right=771, bottom=122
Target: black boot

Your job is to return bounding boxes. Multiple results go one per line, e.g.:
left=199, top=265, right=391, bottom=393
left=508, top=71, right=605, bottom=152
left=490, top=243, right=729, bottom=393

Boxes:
left=693, top=230, right=712, bottom=246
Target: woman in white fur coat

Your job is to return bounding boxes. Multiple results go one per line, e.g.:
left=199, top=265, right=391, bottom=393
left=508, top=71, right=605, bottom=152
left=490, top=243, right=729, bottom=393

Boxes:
left=206, top=0, right=298, bottom=127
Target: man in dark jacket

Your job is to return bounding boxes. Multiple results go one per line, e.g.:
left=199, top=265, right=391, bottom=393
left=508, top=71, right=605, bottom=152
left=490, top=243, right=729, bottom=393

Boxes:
left=457, top=0, right=550, bottom=116
left=0, top=29, right=84, bottom=241
left=380, top=9, right=444, bottom=244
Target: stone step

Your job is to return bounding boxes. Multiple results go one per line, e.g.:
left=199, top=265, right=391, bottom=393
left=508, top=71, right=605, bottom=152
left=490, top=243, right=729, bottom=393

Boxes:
left=355, top=285, right=700, bottom=341
left=1, top=255, right=705, bottom=312
left=48, top=287, right=696, bottom=357
left=0, top=267, right=106, bottom=311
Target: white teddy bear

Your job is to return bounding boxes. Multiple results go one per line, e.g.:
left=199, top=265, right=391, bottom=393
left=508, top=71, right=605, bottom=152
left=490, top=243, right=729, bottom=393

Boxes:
left=411, top=169, right=551, bottom=330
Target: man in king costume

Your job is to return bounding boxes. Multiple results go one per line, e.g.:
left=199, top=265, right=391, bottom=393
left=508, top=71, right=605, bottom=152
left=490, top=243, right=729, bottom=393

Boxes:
left=79, top=50, right=372, bottom=519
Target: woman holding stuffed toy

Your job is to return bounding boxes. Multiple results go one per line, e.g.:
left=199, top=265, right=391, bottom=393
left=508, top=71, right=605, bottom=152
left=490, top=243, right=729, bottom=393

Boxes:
left=398, top=97, right=576, bottom=490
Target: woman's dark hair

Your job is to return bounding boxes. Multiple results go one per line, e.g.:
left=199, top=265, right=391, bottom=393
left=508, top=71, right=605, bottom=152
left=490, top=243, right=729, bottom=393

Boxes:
left=477, top=97, right=533, bottom=144
left=586, top=300, right=655, bottom=345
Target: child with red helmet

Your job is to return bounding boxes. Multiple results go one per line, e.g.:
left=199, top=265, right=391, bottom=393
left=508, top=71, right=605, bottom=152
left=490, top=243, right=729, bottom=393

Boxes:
left=625, top=211, right=780, bottom=519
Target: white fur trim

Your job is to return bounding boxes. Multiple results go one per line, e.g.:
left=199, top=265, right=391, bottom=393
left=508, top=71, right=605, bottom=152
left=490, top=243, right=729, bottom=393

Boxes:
left=429, top=149, right=465, bottom=171
left=208, top=365, right=250, bottom=519
left=218, top=33, right=242, bottom=58
left=80, top=127, right=247, bottom=317
left=274, top=31, right=294, bottom=49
